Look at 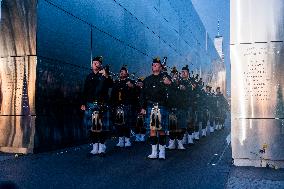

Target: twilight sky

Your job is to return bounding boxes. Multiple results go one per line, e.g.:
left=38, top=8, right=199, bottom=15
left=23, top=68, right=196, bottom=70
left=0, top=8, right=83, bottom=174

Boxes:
left=191, top=0, right=230, bottom=95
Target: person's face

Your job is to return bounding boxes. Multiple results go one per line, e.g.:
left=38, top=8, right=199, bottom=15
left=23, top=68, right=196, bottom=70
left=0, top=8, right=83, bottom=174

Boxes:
left=171, top=73, right=178, bottom=79
left=136, top=82, right=143, bottom=88
left=206, top=87, right=210, bottom=92
left=92, top=61, right=101, bottom=71
left=152, top=63, right=162, bottom=73
left=181, top=70, right=189, bottom=79
left=119, top=70, right=128, bottom=78
left=216, top=88, right=221, bottom=93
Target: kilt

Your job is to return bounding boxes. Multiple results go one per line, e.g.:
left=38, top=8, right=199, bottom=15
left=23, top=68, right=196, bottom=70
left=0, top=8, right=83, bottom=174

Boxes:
left=126, top=105, right=137, bottom=128
left=177, top=107, right=193, bottom=129
left=203, top=109, right=210, bottom=122
left=113, top=104, right=136, bottom=128
left=209, top=110, right=215, bottom=122
left=194, top=110, right=204, bottom=124
left=83, top=102, right=111, bottom=131
left=215, top=108, right=227, bottom=123
left=145, top=104, right=169, bottom=130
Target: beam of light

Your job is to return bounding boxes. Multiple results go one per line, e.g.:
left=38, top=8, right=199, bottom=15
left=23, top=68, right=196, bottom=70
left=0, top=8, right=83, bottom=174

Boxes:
left=217, top=70, right=226, bottom=95
left=235, top=0, right=247, bottom=146
left=231, top=46, right=246, bottom=146
left=236, top=0, right=241, bottom=43
left=248, top=0, right=254, bottom=129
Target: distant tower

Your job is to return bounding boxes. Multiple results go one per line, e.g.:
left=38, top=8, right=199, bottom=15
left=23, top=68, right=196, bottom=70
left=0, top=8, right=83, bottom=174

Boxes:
left=213, top=20, right=226, bottom=95
left=214, top=20, right=224, bottom=62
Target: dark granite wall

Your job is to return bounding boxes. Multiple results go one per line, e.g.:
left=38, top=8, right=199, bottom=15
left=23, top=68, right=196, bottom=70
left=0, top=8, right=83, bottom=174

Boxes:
left=0, top=0, right=224, bottom=153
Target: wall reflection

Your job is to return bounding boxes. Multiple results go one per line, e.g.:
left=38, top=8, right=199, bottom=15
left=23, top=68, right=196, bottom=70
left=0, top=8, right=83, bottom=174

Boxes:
left=0, top=56, right=36, bottom=153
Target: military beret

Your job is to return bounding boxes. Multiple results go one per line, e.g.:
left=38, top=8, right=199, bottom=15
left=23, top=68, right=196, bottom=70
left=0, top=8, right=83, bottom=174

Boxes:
left=92, top=56, right=103, bottom=63
left=152, top=57, right=161, bottom=64
left=182, top=65, right=189, bottom=72
left=120, top=65, right=128, bottom=72
left=163, top=73, right=172, bottom=80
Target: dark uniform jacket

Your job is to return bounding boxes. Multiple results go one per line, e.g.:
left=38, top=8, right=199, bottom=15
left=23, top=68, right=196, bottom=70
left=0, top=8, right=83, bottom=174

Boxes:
left=216, top=93, right=229, bottom=111
left=177, top=78, right=193, bottom=109
left=140, top=73, right=169, bottom=109
left=204, top=91, right=215, bottom=111
left=192, top=86, right=206, bottom=111
left=111, top=78, right=136, bottom=106
left=82, top=72, right=111, bottom=105
left=134, top=85, right=143, bottom=109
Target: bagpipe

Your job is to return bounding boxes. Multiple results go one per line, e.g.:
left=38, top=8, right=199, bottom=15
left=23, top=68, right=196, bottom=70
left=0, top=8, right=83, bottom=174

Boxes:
left=160, top=57, right=183, bottom=85
left=161, top=57, right=174, bottom=79
left=101, top=65, right=120, bottom=82
left=190, top=71, right=205, bottom=87
left=160, top=56, right=171, bottom=81
left=150, top=103, right=162, bottom=130
left=101, top=64, right=142, bottom=85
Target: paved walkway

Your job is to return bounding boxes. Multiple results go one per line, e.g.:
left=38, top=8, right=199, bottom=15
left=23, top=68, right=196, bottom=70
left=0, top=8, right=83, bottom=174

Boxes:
left=226, top=166, right=284, bottom=189
left=0, top=121, right=283, bottom=189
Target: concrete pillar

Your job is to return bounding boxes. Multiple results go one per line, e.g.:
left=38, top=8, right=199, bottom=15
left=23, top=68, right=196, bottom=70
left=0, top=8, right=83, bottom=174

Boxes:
left=231, top=0, right=284, bottom=168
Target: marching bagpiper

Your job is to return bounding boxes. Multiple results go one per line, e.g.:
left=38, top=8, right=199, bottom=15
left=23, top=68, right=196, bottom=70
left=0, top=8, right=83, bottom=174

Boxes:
left=178, top=65, right=195, bottom=145
left=134, top=78, right=146, bottom=142
left=201, top=86, right=211, bottom=137
left=81, top=56, right=113, bottom=156
left=166, top=66, right=187, bottom=150
left=111, top=66, right=136, bottom=147
left=205, top=86, right=215, bottom=133
left=215, top=87, right=229, bottom=130
left=140, top=57, right=171, bottom=159
left=191, top=78, right=206, bottom=140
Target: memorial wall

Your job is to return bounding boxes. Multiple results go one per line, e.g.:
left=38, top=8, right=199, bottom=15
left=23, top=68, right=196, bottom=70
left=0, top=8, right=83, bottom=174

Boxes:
left=231, top=0, right=284, bottom=168
left=0, top=0, right=224, bottom=153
